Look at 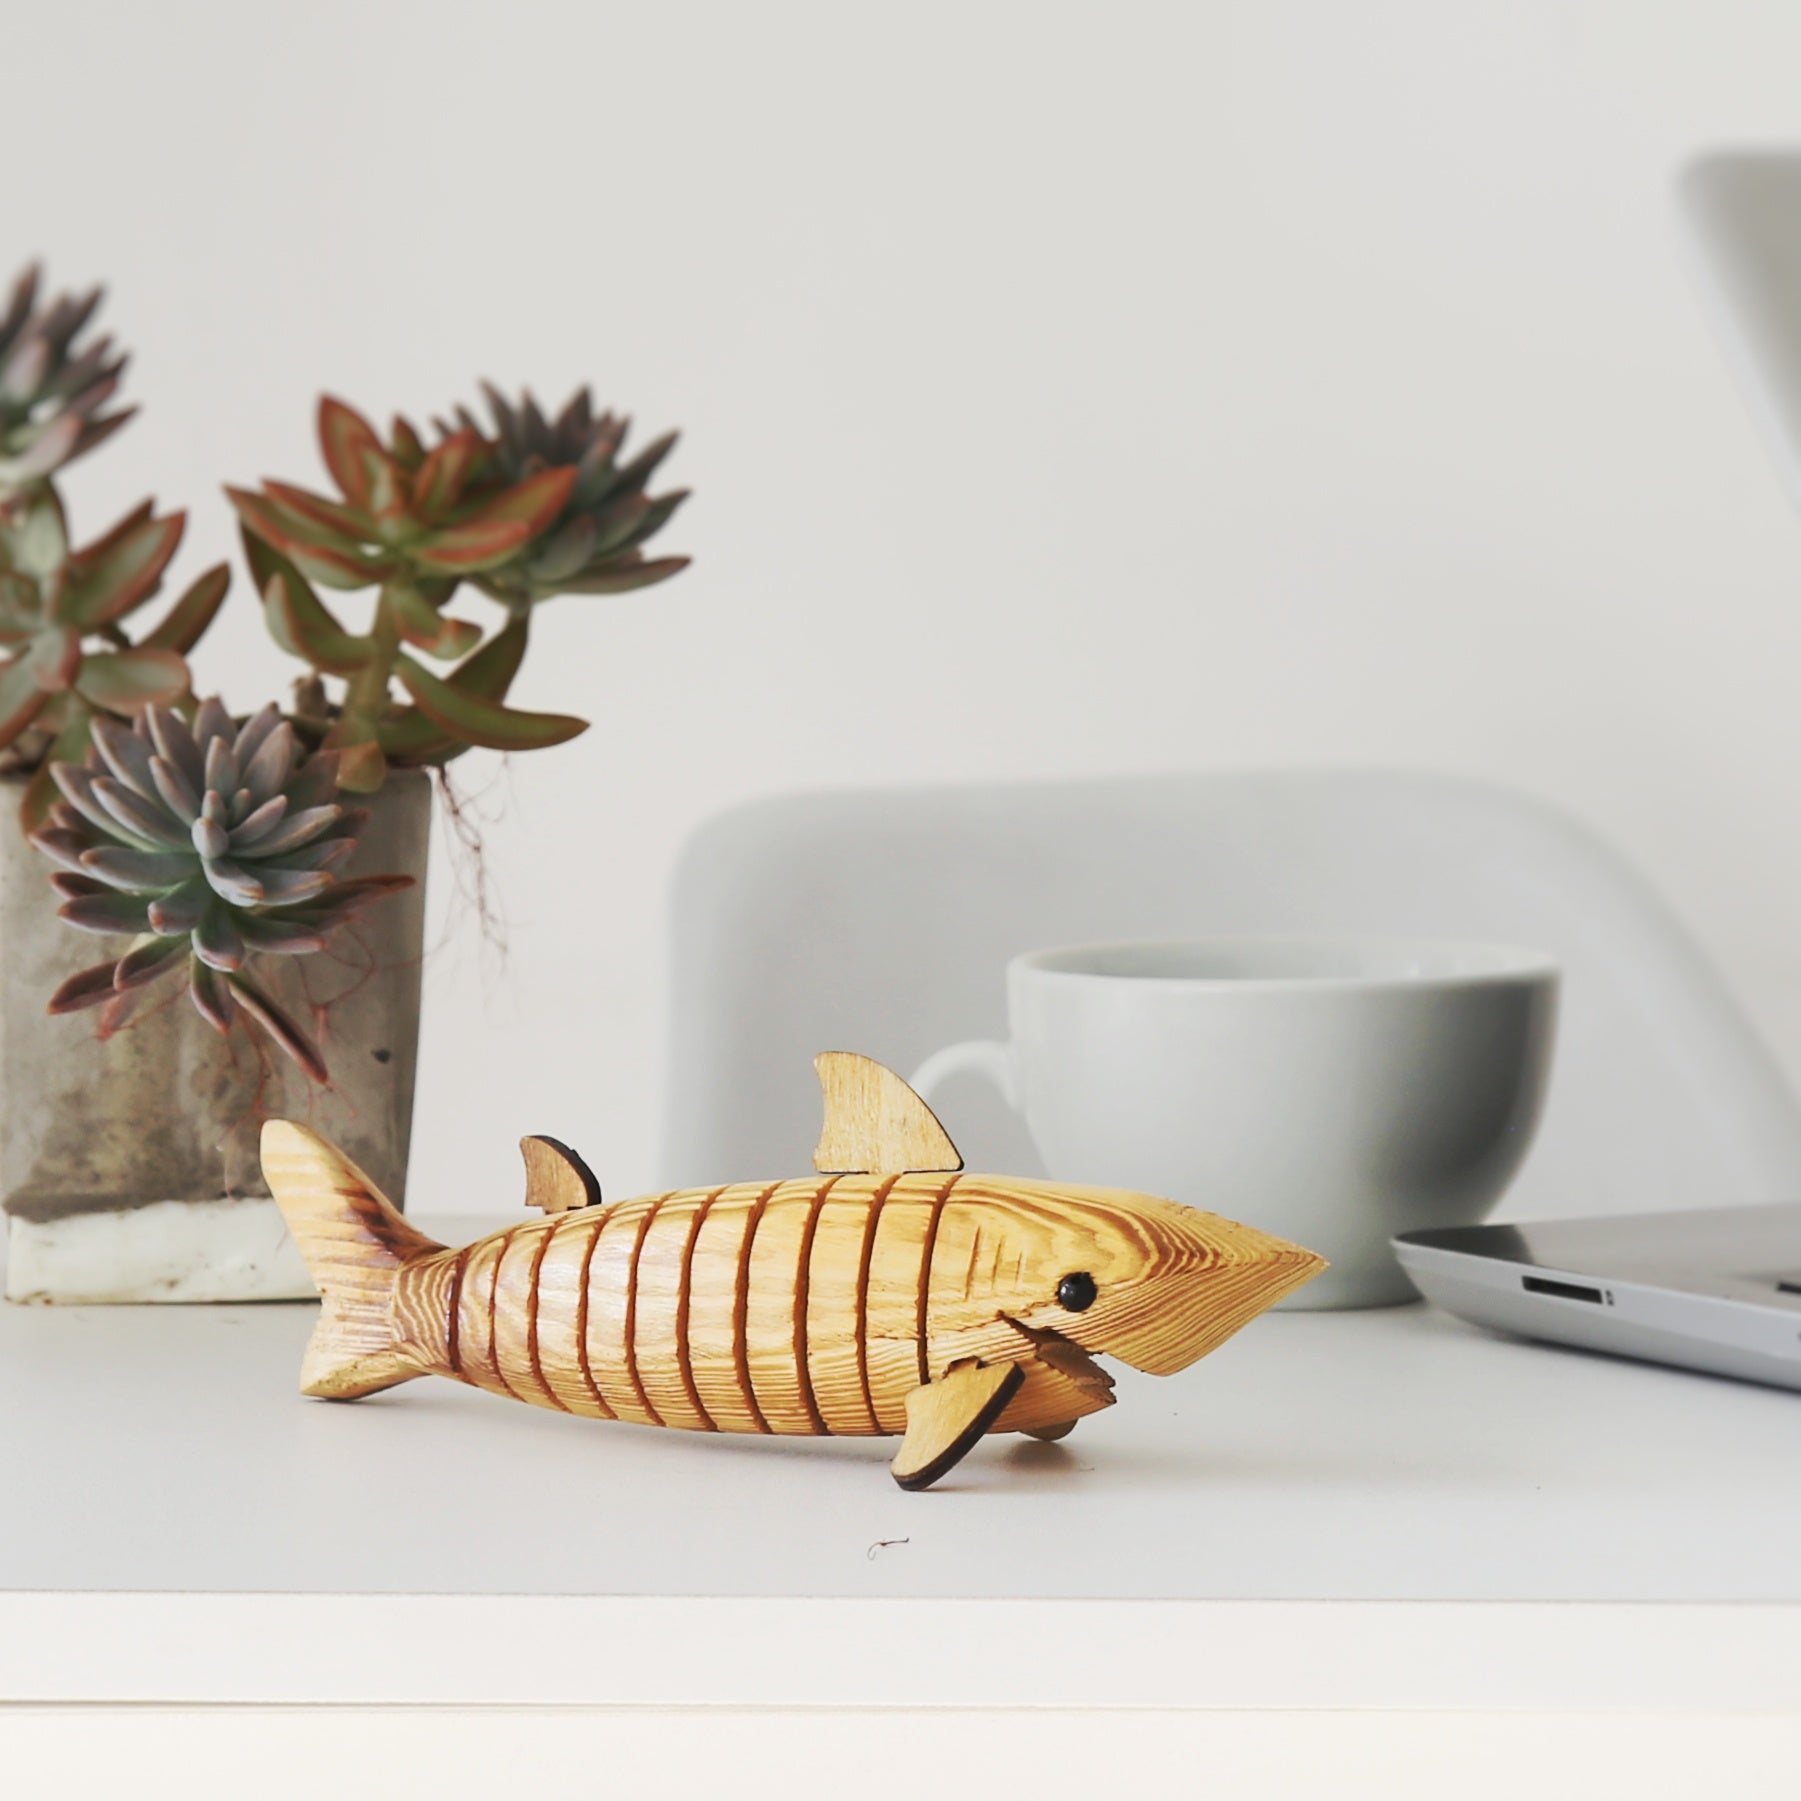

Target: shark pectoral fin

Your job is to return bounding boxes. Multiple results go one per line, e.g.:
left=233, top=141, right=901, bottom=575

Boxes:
left=890, top=1359, right=1026, bottom=1492
left=813, top=1051, right=962, bottom=1176
left=520, top=1135, right=602, bottom=1214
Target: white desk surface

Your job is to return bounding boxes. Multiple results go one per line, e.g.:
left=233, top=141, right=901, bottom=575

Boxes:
left=5, top=1216, right=1801, bottom=1707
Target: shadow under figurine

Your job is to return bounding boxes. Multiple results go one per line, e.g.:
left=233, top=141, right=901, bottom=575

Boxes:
left=262, top=1052, right=1325, bottom=1490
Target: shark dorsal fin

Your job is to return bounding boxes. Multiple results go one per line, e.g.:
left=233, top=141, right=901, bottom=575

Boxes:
left=520, top=1135, right=602, bottom=1213
left=812, top=1052, right=963, bottom=1176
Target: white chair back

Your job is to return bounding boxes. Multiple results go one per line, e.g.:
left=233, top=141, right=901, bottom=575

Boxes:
left=661, top=770, right=1801, bottom=1220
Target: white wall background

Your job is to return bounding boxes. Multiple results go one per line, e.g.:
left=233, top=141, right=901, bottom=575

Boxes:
left=12, top=0, right=1801, bottom=1206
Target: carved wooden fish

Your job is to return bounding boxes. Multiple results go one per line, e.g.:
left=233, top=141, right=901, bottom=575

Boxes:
left=263, top=1053, right=1324, bottom=1489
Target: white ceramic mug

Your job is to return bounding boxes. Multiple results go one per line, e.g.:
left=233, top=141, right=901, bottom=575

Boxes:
left=912, top=937, right=1559, bottom=1309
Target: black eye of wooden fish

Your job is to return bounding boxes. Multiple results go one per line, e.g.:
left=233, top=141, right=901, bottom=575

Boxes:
left=1057, top=1271, right=1097, bottom=1312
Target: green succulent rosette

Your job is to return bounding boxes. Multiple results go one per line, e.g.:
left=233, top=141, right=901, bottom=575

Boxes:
left=31, top=698, right=411, bottom=1080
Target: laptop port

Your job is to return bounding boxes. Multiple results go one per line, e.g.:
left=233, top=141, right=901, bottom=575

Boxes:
left=1522, top=1275, right=1605, bottom=1304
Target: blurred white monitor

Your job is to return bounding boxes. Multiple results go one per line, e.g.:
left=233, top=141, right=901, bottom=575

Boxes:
left=1678, top=149, right=1801, bottom=512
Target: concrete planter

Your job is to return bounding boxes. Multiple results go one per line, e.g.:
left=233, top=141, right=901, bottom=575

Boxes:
left=1, top=768, right=430, bottom=1303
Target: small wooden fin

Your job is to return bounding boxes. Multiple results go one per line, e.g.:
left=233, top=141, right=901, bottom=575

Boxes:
left=1023, top=1419, right=1079, bottom=1443
left=520, top=1135, right=602, bottom=1214
left=813, top=1051, right=962, bottom=1176
left=890, top=1360, right=1026, bottom=1492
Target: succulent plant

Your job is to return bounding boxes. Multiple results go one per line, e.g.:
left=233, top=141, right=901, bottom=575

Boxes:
left=31, top=699, right=411, bottom=1081
left=437, top=384, right=690, bottom=609
left=0, top=266, right=134, bottom=504
left=227, top=397, right=602, bottom=790
left=0, top=486, right=227, bottom=826
left=227, top=394, right=580, bottom=597
left=227, top=391, right=688, bottom=791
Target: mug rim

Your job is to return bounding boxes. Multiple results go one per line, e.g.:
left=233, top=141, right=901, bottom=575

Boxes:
left=1011, top=934, right=1560, bottom=992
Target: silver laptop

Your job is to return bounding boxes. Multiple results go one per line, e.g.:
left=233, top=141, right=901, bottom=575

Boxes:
left=1392, top=1205, right=1801, bottom=1391
left=1413, top=167, right=1801, bottom=1390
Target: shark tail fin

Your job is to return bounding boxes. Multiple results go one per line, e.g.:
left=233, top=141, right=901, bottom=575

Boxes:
left=261, top=1119, right=445, bottom=1400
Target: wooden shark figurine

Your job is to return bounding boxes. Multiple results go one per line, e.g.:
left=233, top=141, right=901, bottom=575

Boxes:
left=262, top=1053, right=1325, bottom=1490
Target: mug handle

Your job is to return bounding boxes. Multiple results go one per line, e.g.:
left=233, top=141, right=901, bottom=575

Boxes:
left=909, top=1039, right=1018, bottom=1111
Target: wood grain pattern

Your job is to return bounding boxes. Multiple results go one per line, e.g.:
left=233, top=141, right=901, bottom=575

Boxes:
left=633, top=1187, right=720, bottom=1432
left=742, top=1179, right=834, bottom=1435
left=265, top=1058, right=1327, bottom=1490
left=803, top=1179, right=894, bottom=1435
left=583, top=1193, right=661, bottom=1426
left=685, top=1182, right=776, bottom=1434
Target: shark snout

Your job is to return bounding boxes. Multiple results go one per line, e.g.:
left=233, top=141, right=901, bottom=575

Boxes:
left=1095, top=1205, right=1327, bottom=1376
